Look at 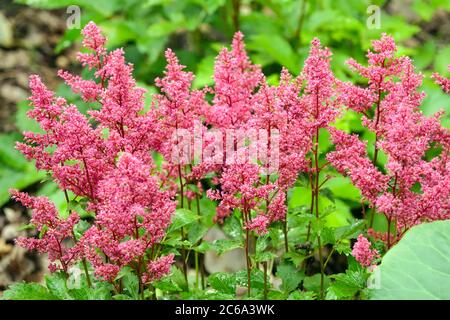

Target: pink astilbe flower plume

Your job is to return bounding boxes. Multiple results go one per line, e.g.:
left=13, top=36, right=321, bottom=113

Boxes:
left=352, top=235, right=379, bottom=267
left=12, top=22, right=176, bottom=286
left=81, top=153, right=175, bottom=281
left=302, top=38, right=340, bottom=132
left=207, top=32, right=263, bottom=129
left=328, top=34, right=450, bottom=247
left=154, top=49, right=209, bottom=167
left=11, top=190, right=80, bottom=273
left=327, top=128, right=388, bottom=203
left=432, top=66, right=450, bottom=94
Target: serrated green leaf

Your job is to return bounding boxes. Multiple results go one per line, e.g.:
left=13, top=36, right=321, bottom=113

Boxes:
left=276, top=262, right=305, bottom=292
left=208, top=272, right=236, bottom=295
left=45, top=272, right=72, bottom=300
left=168, top=208, right=200, bottom=232
left=235, top=269, right=266, bottom=290
left=2, top=282, right=58, bottom=300
left=212, top=238, right=243, bottom=255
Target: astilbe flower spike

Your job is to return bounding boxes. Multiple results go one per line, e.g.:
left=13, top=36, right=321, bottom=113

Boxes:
left=207, top=31, right=263, bottom=129
left=432, top=65, right=450, bottom=94
left=328, top=35, right=450, bottom=248
left=11, top=190, right=80, bottom=273
left=81, top=153, right=175, bottom=281
left=352, top=234, right=379, bottom=267
left=12, top=22, right=176, bottom=286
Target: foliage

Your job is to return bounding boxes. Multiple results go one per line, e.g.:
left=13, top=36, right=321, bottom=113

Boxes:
left=1, top=1, right=449, bottom=301
left=370, top=220, right=450, bottom=300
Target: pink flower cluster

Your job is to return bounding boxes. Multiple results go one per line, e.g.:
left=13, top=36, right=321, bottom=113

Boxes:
left=14, top=22, right=175, bottom=283
left=328, top=35, right=450, bottom=246
left=207, top=37, right=339, bottom=235
left=352, top=235, right=379, bottom=267
left=10, top=190, right=80, bottom=273
left=12, top=21, right=450, bottom=286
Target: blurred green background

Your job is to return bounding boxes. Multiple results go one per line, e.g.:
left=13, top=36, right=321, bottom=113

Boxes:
left=0, top=0, right=449, bottom=289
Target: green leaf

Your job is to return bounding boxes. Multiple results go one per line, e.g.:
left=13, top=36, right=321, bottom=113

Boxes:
left=254, top=251, right=277, bottom=263
left=248, top=34, right=299, bottom=73
left=283, top=251, right=307, bottom=268
left=303, top=274, right=330, bottom=293
left=153, top=275, right=182, bottom=292
left=168, top=208, right=200, bottom=232
left=435, top=45, right=450, bottom=75
left=45, top=272, right=72, bottom=300
left=319, top=188, right=335, bottom=204
left=116, top=267, right=139, bottom=300
left=327, top=270, right=367, bottom=300
left=18, top=223, right=35, bottom=231
left=222, top=214, right=243, bottom=240
left=0, top=133, right=46, bottom=207
left=334, top=219, right=365, bottom=241
left=2, top=282, right=58, bottom=300
left=208, top=272, right=236, bottom=295
left=276, top=262, right=305, bottom=293
left=39, top=224, right=49, bottom=238
left=370, top=220, right=450, bottom=300
left=288, top=290, right=316, bottom=300
left=235, top=269, right=266, bottom=290
left=187, top=222, right=208, bottom=245
left=212, top=238, right=243, bottom=255
left=88, top=282, right=113, bottom=300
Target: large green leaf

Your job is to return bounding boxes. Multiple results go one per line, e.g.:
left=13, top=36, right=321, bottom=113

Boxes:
left=208, top=272, right=236, bottom=295
left=276, top=261, right=305, bottom=293
left=2, top=283, right=58, bottom=300
left=168, top=208, right=200, bottom=232
left=370, top=220, right=450, bottom=300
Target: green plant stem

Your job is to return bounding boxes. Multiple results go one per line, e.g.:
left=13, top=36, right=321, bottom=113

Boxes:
left=313, top=127, right=325, bottom=300
left=195, top=251, right=199, bottom=289
left=200, top=253, right=206, bottom=290
left=386, top=217, right=392, bottom=249
left=263, top=261, right=268, bottom=300
left=64, top=189, right=92, bottom=288
left=193, top=186, right=206, bottom=289
left=181, top=227, right=189, bottom=289
left=243, top=205, right=252, bottom=297
left=283, top=219, right=289, bottom=253
left=245, top=227, right=251, bottom=297
left=306, top=166, right=315, bottom=242
left=178, top=164, right=189, bottom=290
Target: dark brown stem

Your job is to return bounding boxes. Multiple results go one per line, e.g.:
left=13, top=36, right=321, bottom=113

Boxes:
left=372, top=63, right=385, bottom=168
left=283, top=219, right=289, bottom=253
left=134, top=217, right=145, bottom=300
left=386, top=217, right=392, bottom=249
left=306, top=165, right=315, bottom=242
